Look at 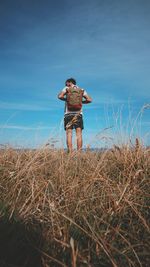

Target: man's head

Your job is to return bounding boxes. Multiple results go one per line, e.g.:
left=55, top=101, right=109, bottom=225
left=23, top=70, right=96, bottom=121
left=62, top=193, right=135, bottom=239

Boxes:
left=65, top=78, right=76, bottom=87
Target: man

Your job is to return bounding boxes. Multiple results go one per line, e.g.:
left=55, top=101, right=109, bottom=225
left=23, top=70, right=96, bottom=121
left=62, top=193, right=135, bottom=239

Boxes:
left=58, top=78, right=92, bottom=152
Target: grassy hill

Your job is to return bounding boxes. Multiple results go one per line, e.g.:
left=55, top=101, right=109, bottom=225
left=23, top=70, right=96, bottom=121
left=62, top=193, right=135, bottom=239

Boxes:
left=0, top=140, right=149, bottom=266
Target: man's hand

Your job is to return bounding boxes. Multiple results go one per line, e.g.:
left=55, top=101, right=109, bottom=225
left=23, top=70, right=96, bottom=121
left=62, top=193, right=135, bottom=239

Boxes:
left=59, top=96, right=66, bottom=101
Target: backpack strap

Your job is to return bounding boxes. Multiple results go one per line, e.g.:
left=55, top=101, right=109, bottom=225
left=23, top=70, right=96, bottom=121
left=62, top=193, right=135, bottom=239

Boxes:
left=66, top=86, right=84, bottom=95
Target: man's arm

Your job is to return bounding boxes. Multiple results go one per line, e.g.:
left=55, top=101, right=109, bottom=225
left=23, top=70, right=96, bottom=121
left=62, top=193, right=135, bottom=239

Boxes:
left=58, top=90, right=66, bottom=101
left=82, top=94, right=92, bottom=104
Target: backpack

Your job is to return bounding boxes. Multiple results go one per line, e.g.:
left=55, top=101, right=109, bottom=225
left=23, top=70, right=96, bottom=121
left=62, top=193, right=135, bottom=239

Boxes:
left=66, top=86, right=84, bottom=111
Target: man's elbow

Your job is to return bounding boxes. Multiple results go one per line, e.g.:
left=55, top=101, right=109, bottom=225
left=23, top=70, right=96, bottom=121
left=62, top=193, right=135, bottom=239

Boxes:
left=58, top=94, right=62, bottom=100
left=88, top=97, right=92, bottom=103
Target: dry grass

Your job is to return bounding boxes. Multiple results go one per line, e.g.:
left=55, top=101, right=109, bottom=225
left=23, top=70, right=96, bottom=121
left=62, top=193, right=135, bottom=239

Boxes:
left=0, top=140, right=150, bottom=267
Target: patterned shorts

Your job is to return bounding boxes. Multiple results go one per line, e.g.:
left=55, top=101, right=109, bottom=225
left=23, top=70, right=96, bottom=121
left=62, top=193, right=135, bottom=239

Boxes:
left=64, top=113, right=84, bottom=130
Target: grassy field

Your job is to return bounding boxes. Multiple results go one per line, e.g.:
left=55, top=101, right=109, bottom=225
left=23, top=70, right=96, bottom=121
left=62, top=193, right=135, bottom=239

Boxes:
left=0, top=140, right=150, bottom=267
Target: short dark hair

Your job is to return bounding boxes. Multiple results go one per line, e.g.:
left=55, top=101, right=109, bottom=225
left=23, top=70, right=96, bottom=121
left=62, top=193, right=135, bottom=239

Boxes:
left=65, top=78, right=76, bottom=86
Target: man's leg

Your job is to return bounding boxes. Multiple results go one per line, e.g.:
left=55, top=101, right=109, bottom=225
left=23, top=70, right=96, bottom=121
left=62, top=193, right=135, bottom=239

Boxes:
left=66, top=129, right=73, bottom=152
left=75, top=127, right=82, bottom=150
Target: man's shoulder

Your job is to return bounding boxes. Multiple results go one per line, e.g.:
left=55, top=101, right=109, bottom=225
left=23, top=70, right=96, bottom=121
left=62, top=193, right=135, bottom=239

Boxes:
left=75, top=86, right=85, bottom=92
left=76, top=86, right=88, bottom=96
left=61, top=86, right=67, bottom=92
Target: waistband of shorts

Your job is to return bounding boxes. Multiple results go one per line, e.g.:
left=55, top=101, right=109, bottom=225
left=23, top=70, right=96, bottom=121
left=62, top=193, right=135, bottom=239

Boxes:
left=64, top=113, right=82, bottom=117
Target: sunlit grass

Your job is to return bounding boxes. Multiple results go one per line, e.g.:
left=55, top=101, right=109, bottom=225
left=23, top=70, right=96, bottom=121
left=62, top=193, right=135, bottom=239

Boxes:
left=0, top=138, right=149, bottom=266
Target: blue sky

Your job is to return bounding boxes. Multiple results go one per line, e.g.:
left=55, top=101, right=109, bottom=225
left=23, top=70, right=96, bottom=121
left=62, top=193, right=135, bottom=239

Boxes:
left=0, top=0, right=150, bottom=148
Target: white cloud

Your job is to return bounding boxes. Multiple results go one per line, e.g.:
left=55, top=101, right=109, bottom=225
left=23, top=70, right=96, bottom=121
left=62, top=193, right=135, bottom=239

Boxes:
left=0, top=101, right=60, bottom=111
left=0, top=124, right=53, bottom=130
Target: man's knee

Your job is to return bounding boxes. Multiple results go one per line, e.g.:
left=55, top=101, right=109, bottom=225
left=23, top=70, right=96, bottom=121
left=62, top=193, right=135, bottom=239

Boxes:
left=66, top=129, right=72, bottom=135
left=76, top=127, right=82, bottom=132
left=76, top=128, right=82, bottom=137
